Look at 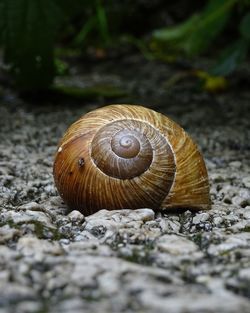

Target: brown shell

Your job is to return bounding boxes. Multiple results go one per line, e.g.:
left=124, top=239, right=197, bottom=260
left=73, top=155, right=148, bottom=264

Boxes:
left=53, top=104, right=211, bottom=215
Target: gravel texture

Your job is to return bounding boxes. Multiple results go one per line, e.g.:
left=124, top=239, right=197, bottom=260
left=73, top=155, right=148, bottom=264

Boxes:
left=0, top=55, right=250, bottom=313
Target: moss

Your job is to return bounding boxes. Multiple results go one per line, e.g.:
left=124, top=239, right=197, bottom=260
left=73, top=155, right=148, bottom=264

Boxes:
left=0, top=219, right=62, bottom=241
left=120, top=250, right=153, bottom=265
left=117, top=242, right=155, bottom=266
left=191, top=232, right=203, bottom=248
left=241, top=226, right=250, bottom=232
left=32, top=221, right=62, bottom=240
left=0, top=220, right=17, bottom=228
left=226, top=280, right=250, bottom=298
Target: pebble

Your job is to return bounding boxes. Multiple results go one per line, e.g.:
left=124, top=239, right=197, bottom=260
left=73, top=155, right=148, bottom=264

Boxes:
left=242, top=206, right=250, bottom=219
left=15, top=301, right=42, bottom=313
left=158, top=218, right=181, bottom=233
left=238, top=268, right=250, bottom=281
left=83, top=208, right=156, bottom=239
left=229, top=161, right=242, bottom=168
left=67, top=210, right=85, bottom=223
left=229, top=220, right=250, bottom=232
left=210, top=173, right=226, bottom=182
left=3, top=209, right=55, bottom=229
left=208, top=234, right=250, bottom=256
left=17, top=236, right=64, bottom=259
left=193, top=213, right=210, bottom=224
left=18, top=201, right=43, bottom=211
left=213, top=216, right=223, bottom=226
left=242, top=176, right=250, bottom=188
left=239, top=188, right=250, bottom=200
left=0, top=225, right=20, bottom=243
left=157, top=234, right=198, bottom=255
left=134, top=208, right=155, bottom=222
left=232, top=195, right=250, bottom=208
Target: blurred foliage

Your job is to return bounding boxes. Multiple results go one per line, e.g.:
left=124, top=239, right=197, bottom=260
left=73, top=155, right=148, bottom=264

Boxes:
left=0, top=0, right=64, bottom=90
left=153, top=0, right=235, bottom=56
left=0, top=0, right=111, bottom=91
left=0, top=0, right=249, bottom=92
left=152, top=0, right=250, bottom=76
left=54, top=84, right=128, bottom=100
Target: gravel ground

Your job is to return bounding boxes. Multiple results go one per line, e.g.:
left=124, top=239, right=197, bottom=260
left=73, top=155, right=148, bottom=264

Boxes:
left=0, top=55, right=250, bottom=313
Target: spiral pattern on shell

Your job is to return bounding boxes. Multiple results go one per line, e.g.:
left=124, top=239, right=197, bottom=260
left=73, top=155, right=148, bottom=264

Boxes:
left=53, top=104, right=211, bottom=215
left=91, top=119, right=175, bottom=181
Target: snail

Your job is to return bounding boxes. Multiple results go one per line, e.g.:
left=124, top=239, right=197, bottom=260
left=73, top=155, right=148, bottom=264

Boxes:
left=53, top=104, right=211, bottom=215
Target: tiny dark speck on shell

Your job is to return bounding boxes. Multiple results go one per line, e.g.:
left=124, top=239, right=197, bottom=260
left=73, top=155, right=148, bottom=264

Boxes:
left=78, top=158, right=85, bottom=168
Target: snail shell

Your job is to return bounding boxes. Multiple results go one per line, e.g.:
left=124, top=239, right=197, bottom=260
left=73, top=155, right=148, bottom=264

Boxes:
left=53, top=104, right=211, bottom=215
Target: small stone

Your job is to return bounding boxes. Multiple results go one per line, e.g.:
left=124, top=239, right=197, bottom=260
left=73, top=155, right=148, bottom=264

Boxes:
left=84, top=217, right=117, bottom=238
left=242, top=206, right=250, bottom=219
left=157, top=234, right=198, bottom=255
left=232, top=196, right=249, bottom=208
left=210, top=173, right=226, bottom=182
left=208, top=233, right=249, bottom=256
left=229, top=220, right=250, bottom=232
left=0, top=270, right=10, bottom=283
left=84, top=209, right=156, bottom=239
left=55, top=298, right=84, bottom=312
left=134, top=208, right=155, bottom=222
left=239, top=188, right=250, bottom=200
left=67, top=210, right=85, bottom=223
left=205, top=159, right=216, bottom=169
left=0, top=246, right=19, bottom=262
left=0, top=284, right=36, bottom=304
left=75, top=230, right=97, bottom=241
left=18, top=201, right=42, bottom=211
left=4, top=210, right=55, bottom=229
left=159, top=219, right=180, bottom=233
left=15, top=301, right=42, bottom=313
left=224, top=214, right=239, bottom=223
left=219, top=185, right=237, bottom=199
left=59, top=238, right=70, bottom=245
left=238, top=268, right=250, bottom=281
left=242, top=176, right=250, bottom=188
left=229, top=161, right=242, bottom=168
left=49, top=196, right=65, bottom=206
left=196, top=275, right=211, bottom=284
left=44, top=185, right=54, bottom=193
left=193, top=213, right=209, bottom=224
left=17, top=236, right=64, bottom=259
left=0, top=225, right=20, bottom=243
left=213, top=216, right=223, bottom=226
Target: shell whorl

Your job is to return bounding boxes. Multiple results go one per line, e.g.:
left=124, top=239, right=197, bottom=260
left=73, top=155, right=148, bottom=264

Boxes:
left=91, top=119, right=175, bottom=180
left=53, top=104, right=211, bottom=215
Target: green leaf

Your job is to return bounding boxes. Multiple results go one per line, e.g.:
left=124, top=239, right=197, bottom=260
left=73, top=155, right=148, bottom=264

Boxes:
left=184, top=0, right=236, bottom=55
left=0, top=0, right=64, bottom=91
left=153, top=14, right=200, bottom=42
left=152, top=0, right=236, bottom=56
left=211, top=40, right=248, bottom=76
left=95, top=0, right=110, bottom=45
left=239, top=12, right=250, bottom=40
left=73, top=0, right=110, bottom=47
left=0, top=2, right=3, bottom=43
left=73, top=16, right=97, bottom=46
